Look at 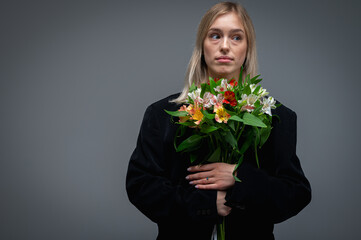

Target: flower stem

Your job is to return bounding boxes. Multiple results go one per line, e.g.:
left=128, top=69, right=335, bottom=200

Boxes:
left=236, top=125, right=245, bottom=142
left=254, top=143, right=260, bottom=168
left=217, top=217, right=225, bottom=240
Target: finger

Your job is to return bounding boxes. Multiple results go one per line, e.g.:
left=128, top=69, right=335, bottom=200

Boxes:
left=195, top=183, right=219, bottom=190
left=189, top=177, right=213, bottom=185
left=187, top=163, right=218, bottom=172
left=186, top=172, right=211, bottom=181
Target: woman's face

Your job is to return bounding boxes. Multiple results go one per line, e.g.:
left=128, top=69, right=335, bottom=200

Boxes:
left=203, top=12, right=247, bottom=80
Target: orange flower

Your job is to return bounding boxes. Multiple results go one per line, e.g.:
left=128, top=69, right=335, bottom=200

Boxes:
left=186, top=104, right=203, bottom=125
left=214, top=104, right=230, bottom=123
left=178, top=105, right=190, bottom=123
left=192, top=108, right=204, bottom=125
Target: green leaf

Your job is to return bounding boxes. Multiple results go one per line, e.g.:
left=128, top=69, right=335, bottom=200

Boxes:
left=239, top=135, right=252, bottom=155
left=207, top=147, right=221, bottom=163
left=229, top=115, right=244, bottom=123
left=190, top=153, right=197, bottom=163
left=202, top=110, right=215, bottom=120
left=200, top=83, right=210, bottom=98
left=164, top=109, right=188, bottom=117
left=176, top=121, right=196, bottom=127
left=243, top=113, right=267, bottom=128
left=228, top=120, right=236, bottom=132
left=176, top=135, right=203, bottom=152
left=252, top=105, right=262, bottom=115
left=245, top=74, right=250, bottom=84
left=224, top=131, right=238, bottom=149
left=249, top=75, right=261, bottom=84
left=200, top=125, right=219, bottom=133
left=272, top=114, right=281, bottom=123
left=259, top=126, right=272, bottom=148
left=189, top=82, right=197, bottom=92
left=243, top=84, right=251, bottom=95
left=233, top=155, right=244, bottom=182
left=252, top=78, right=262, bottom=85
left=209, top=79, right=217, bottom=95
left=253, top=85, right=261, bottom=94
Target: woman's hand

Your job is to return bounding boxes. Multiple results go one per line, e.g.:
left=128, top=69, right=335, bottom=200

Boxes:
left=186, top=163, right=236, bottom=190
left=217, top=191, right=232, bottom=216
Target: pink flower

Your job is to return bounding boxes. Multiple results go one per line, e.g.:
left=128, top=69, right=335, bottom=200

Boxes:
left=203, top=92, right=217, bottom=108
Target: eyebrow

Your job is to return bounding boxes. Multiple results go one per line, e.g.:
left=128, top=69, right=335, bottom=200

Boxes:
left=208, top=28, right=245, bottom=34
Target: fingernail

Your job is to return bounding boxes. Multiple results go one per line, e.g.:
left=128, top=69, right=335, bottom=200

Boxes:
left=185, top=176, right=189, bottom=180
left=187, top=167, right=191, bottom=171
left=189, top=181, right=193, bottom=185
left=195, top=185, right=199, bottom=188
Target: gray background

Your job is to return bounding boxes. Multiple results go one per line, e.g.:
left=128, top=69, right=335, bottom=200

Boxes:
left=1, top=0, right=360, bottom=239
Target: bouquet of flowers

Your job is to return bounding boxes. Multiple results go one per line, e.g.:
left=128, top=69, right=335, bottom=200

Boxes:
left=165, top=68, right=278, bottom=239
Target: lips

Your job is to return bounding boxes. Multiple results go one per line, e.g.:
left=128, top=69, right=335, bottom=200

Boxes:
left=216, top=56, right=233, bottom=62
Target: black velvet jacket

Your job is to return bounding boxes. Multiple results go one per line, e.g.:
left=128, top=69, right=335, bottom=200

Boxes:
left=126, top=93, right=311, bottom=240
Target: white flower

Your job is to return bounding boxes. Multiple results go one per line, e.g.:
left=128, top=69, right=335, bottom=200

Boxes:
left=261, top=96, right=276, bottom=116
left=258, top=87, right=269, bottom=97
left=250, top=84, right=269, bottom=97
left=216, top=93, right=224, bottom=105
left=239, top=94, right=259, bottom=112
left=188, top=88, right=203, bottom=104
left=214, top=79, right=229, bottom=92
left=203, top=92, right=217, bottom=108
left=243, top=93, right=258, bottom=105
left=250, top=84, right=257, bottom=93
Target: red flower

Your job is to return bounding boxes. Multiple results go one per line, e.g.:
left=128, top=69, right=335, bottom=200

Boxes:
left=223, top=91, right=237, bottom=106
left=229, top=79, right=238, bottom=87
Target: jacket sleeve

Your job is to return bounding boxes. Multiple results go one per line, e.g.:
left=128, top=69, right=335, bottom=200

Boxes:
left=126, top=104, right=218, bottom=224
left=225, top=107, right=311, bottom=223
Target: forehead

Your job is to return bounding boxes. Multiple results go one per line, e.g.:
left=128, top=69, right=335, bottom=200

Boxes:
left=209, top=12, right=245, bottom=30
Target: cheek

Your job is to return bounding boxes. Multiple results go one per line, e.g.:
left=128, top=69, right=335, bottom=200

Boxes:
left=236, top=45, right=247, bottom=62
left=203, top=43, right=213, bottom=63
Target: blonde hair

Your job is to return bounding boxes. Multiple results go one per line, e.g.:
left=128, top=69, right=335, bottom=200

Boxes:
left=172, top=2, right=258, bottom=104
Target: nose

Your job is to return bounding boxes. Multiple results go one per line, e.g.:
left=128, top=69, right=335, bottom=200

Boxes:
left=220, top=37, right=230, bottom=53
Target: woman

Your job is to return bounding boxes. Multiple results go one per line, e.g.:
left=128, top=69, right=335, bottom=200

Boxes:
left=126, top=2, right=311, bottom=239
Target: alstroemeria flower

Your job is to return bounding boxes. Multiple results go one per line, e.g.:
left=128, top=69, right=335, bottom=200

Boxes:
left=229, top=79, right=238, bottom=87
left=250, top=84, right=257, bottom=93
left=188, top=88, right=203, bottom=104
left=239, top=94, right=258, bottom=112
left=216, top=93, right=225, bottom=105
left=261, top=96, right=276, bottom=116
left=250, top=84, right=269, bottom=97
left=258, top=88, right=269, bottom=97
left=242, top=93, right=258, bottom=105
left=214, top=104, right=230, bottom=123
left=223, top=91, right=237, bottom=106
left=187, top=103, right=203, bottom=125
left=203, top=92, right=217, bottom=108
left=241, top=105, right=255, bottom=112
left=214, top=79, right=229, bottom=92
left=178, top=105, right=190, bottom=123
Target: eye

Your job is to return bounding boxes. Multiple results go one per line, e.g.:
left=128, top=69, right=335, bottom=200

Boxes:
left=210, top=33, right=221, bottom=40
left=232, top=35, right=241, bottom=41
